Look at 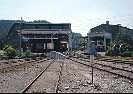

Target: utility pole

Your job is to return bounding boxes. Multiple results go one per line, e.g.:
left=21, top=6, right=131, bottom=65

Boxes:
left=90, top=41, right=96, bottom=84
left=90, top=55, right=94, bottom=84
left=19, top=17, right=22, bottom=53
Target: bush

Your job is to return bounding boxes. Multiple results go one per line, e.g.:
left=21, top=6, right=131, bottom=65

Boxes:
left=24, top=49, right=32, bottom=58
left=121, top=51, right=132, bottom=57
left=106, top=48, right=120, bottom=56
left=0, top=50, right=5, bottom=58
left=16, top=50, right=25, bottom=58
left=106, top=49, right=113, bottom=56
left=3, top=45, right=16, bottom=59
left=16, top=49, right=32, bottom=58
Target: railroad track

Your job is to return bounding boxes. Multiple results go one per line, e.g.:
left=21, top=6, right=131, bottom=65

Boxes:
left=71, top=53, right=133, bottom=72
left=54, top=59, right=64, bottom=93
left=78, top=58, right=133, bottom=73
left=0, top=58, right=48, bottom=73
left=71, top=52, right=133, bottom=64
left=68, top=56, right=133, bottom=81
left=96, top=57, right=133, bottom=65
left=21, top=59, right=64, bottom=93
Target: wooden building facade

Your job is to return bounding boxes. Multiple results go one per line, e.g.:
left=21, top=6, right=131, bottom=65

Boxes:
left=7, top=23, right=72, bottom=53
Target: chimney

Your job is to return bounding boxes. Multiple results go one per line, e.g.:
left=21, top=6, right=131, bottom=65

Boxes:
left=106, top=21, right=109, bottom=25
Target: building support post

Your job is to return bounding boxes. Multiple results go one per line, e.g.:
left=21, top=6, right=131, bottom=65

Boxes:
left=104, top=36, right=106, bottom=52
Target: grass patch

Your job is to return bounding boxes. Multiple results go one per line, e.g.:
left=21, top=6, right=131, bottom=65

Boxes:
left=10, top=60, right=17, bottom=63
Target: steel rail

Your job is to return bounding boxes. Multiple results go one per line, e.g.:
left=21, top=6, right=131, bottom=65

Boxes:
left=68, top=57, right=133, bottom=81
left=96, top=58, right=133, bottom=65
left=54, top=59, right=64, bottom=93
left=75, top=53, right=133, bottom=64
left=0, top=58, right=47, bottom=72
left=78, top=58, right=133, bottom=73
left=21, top=59, right=55, bottom=93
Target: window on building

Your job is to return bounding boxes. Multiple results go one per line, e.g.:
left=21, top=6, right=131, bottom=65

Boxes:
left=44, top=43, right=46, bottom=49
left=47, top=43, right=54, bottom=49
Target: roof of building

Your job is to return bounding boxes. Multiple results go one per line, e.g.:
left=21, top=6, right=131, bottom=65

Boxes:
left=90, top=23, right=132, bottom=31
left=14, top=22, right=71, bottom=25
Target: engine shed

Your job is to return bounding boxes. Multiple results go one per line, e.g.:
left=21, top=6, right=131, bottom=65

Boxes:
left=7, top=23, right=72, bottom=53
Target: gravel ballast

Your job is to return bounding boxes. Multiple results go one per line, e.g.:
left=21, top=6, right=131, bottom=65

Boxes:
left=58, top=59, right=133, bottom=93
left=0, top=58, right=133, bottom=93
left=26, top=59, right=62, bottom=93
left=0, top=59, right=53, bottom=93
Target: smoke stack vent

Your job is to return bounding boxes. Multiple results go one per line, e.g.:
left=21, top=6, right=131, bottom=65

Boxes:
left=106, top=21, right=109, bottom=24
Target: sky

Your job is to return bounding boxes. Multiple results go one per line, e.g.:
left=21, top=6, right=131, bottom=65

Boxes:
left=0, top=0, right=133, bottom=36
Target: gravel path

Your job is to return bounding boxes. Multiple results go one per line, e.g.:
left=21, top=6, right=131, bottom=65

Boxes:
left=0, top=59, right=53, bottom=93
left=58, top=59, right=133, bottom=93
left=26, top=59, right=62, bottom=93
